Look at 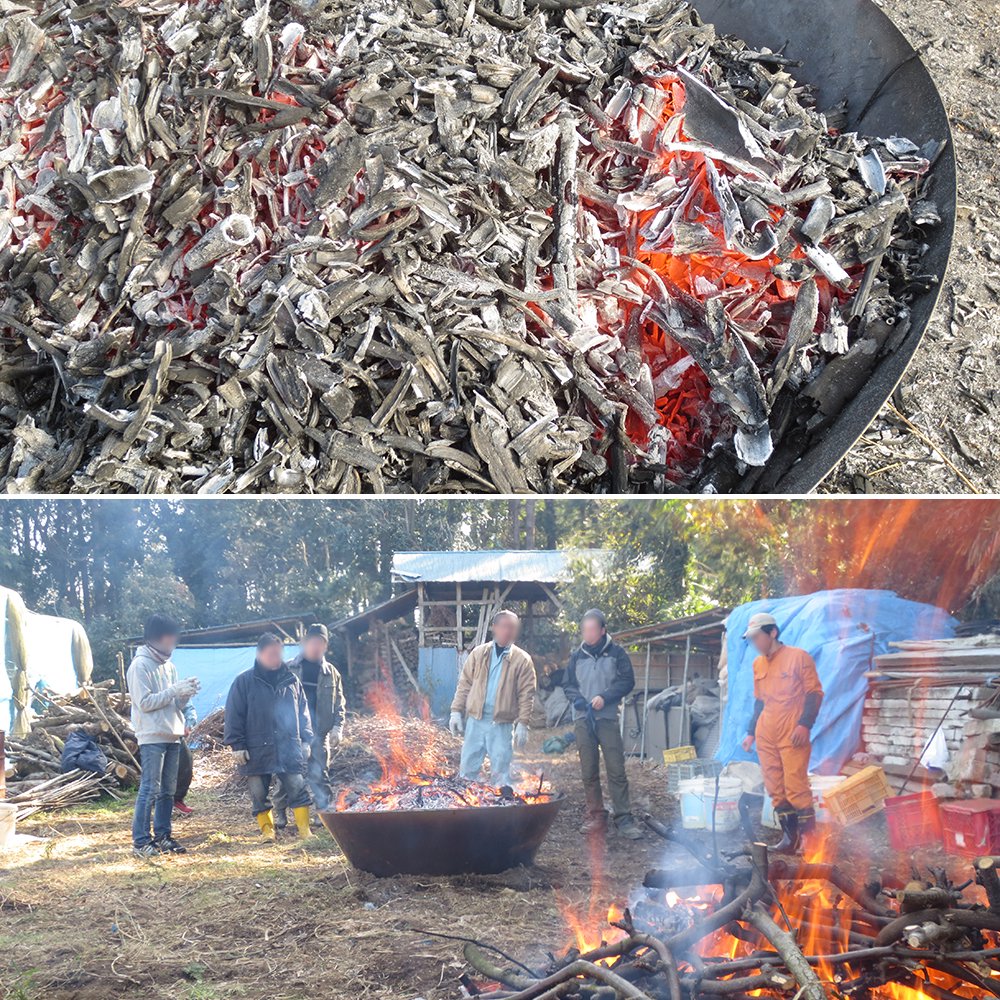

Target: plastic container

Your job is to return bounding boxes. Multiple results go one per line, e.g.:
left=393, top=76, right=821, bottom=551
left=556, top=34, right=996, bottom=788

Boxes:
left=667, top=759, right=722, bottom=793
left=824, top=766, right=891, bottom=826
left=679, top=777, right=707, bottom=829
left=761, top=774, right=847, bottom=829
left=0, top=802, right=16, bottom=850
left=885, top=792, right=943, bottom=851
left=704, top=776, right=743, bottom=833
left=678, top=776, right=742, bottom=832
left=810, top=774, right=848, bottom=824
left=662, top=745, right=697, bottom=766
left=940, top=799, right=1000, bottom=858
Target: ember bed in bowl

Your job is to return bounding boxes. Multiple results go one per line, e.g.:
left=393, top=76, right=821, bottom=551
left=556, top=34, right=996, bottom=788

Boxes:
left=689, top=0, right=955, bottom=492
left=320, top=795, right=564, bottom=877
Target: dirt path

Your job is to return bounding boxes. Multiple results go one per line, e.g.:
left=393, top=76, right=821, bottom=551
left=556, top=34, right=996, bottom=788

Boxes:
left=825, top=0, right=1000, bottom=493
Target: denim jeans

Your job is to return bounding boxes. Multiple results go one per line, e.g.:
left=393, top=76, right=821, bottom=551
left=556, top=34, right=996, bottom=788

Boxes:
left=247, top=772, right=310, bottom=817
left=460, top=717, right=514, bottom=786
left=132, top=741, right=181, bottom=847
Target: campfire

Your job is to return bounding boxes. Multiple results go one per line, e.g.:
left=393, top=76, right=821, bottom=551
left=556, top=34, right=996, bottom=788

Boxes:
left=462, top=828, right=1000, bottom=999
left=333, top=682, right=554, bottom=813
left=320, top=684, right=562, bottom=876
left=0, top=0, right=946, bottom=492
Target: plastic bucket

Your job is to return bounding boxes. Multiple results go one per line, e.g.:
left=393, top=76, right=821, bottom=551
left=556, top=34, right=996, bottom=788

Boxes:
left=762, top=774, right=847, bottom=828
left=810, top=774, right=847, bottom=824
left=703, top=776, right=743, bottom=833
left=679, top=777, right=707, bottom=829
left=0, top=802, right=16, bottom=850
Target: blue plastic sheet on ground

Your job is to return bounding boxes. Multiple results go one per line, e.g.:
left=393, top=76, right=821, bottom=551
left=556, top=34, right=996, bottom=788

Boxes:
left=717, top=589, right=957, bottom=774
left=169, top=644, right=301, bottom=725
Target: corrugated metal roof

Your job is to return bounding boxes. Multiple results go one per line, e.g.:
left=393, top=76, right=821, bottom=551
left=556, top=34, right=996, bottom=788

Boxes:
left=391, top=549, right=606, bottom=584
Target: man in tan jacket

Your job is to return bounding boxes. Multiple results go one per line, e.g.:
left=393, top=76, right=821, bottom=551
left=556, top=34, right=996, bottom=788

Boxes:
left=449, top=610, right=536, bottom=787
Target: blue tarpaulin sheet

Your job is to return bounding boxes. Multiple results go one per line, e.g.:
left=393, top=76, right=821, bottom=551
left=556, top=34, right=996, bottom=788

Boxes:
left=418, top=647, right=460, bottom=717
left=170, top=645, right=301, bottom=724
left=717, top=589, right=956, bottom=774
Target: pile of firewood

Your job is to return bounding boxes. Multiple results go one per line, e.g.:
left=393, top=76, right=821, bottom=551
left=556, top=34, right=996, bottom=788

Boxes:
left=3, top=681, right=140, bottom=819
left=461, top=838, right=1000, bottom=1000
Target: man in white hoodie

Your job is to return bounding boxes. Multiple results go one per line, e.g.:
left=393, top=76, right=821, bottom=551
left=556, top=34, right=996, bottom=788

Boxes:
left=127, top=614, right=200, bottom=857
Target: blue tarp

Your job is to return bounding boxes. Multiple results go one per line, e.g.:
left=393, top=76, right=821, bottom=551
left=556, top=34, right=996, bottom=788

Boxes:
left=419, top=647, right=460, bottom=717
left=170, top=644, right=301, bottom=723
left=717, top=589, right=956, bottom=774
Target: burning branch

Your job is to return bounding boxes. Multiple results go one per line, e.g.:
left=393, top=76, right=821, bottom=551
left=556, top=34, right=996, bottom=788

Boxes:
left=463, top=845, right=1000, bottom=1000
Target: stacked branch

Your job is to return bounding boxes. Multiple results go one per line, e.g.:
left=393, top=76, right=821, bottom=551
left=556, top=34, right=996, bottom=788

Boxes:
left=3, top=682, right=139, bottom=819
left=461, top=843, right=1000, bottom=1000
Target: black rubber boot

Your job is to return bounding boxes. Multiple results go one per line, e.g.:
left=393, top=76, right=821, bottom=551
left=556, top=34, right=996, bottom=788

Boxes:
left=796, top=807, right=816, bottom=835
left=774, top=810, right=801, bottom=853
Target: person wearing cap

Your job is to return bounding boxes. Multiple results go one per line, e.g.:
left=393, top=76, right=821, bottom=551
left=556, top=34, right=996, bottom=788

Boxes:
left=272, top=623, right=346, bottom=827
left=449, top=610, right=536, bottom=787
left=224, top=633, right=315, bottom=840
left=550, top=610, right=642, bottom=840
left=741, top=612, right=824, bottom=852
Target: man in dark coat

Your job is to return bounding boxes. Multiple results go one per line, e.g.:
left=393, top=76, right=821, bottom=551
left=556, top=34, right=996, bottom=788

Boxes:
left=549, top=610, right=641, bottom=840
left=223, top=633, right=315, bottom=840
left=273, top=623, right=346, bottom=825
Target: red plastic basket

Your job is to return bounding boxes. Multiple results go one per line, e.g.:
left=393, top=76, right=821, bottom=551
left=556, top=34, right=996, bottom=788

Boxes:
left=940, top=799, right=1000, bottom=858
left=884, top=792, right=943, bottom=851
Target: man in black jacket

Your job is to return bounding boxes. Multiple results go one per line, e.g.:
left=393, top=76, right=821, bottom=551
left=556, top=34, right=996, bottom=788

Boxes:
left=223, top=633, right=315, bottom=840
left=273, top=623, right=346, bottom=827
left=550, top=610, right=641, bottom=840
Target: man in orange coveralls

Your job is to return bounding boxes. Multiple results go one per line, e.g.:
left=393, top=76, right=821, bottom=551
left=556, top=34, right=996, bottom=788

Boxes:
left=740, top=612, right=824, bottom=853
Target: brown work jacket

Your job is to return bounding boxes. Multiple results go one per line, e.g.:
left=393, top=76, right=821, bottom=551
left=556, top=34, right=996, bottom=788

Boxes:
left=451, top=642, right=536, bottom=726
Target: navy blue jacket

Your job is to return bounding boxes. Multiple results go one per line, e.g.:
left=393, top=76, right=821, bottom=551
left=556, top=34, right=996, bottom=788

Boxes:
left=224, top=661, right=314, bottom=776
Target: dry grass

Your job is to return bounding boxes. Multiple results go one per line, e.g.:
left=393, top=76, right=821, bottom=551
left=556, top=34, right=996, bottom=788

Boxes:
left=0, top=731, right=679, bottom=1000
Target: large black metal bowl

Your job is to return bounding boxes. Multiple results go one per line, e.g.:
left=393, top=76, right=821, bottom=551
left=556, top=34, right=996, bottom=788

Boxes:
left=690, top=0, right=955, bottom=491
left=320, top=795, right=564, bottom=877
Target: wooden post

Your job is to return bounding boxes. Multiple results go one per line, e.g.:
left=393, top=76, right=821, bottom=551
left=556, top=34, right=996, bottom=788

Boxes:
left=639, top=642, right=653, bottom=760
left=0, top=731, right=6, bottom=800
left=417, top=583, right=426, bottom=647
left=455, top=582, right=463, bottom=653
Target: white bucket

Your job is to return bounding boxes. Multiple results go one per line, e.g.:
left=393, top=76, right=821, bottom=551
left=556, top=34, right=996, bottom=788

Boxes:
left=703, top=776, right=743, bottom=833
left=810, top=774, right=847, bottom=824
left=0, top=802, right=16, bottom=850
left=761, top=774, right=848, bottom=828
left=679, top=777, right=707, bottom=829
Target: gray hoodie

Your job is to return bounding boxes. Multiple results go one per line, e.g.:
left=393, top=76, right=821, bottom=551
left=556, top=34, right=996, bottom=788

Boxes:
left=127, top=645, right=188, bottom=745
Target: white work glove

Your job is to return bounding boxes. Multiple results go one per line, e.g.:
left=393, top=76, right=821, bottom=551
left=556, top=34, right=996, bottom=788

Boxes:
left=231, top=748, right=249, bottom=764
left=514, top=722, right=529, bottom=748
left=449, top=711, right=464, bottom=736
left=330, top=726, right=344, bottom=747
left=174, top=677, right=200, bottom=701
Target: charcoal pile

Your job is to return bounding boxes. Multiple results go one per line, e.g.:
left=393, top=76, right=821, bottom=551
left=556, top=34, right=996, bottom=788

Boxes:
left=3, top=683, right=141, bottom=819
left=0, top=0, right=942, bottom=492
left=337, top=773, right=552, bottom=811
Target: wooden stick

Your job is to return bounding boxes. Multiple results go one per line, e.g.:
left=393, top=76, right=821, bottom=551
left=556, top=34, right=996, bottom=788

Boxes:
left=977, top=857, right=1000, bottom=915
left=83, top=686, right=141, bottom=771
left=743, top=903, right=827, bottom=1000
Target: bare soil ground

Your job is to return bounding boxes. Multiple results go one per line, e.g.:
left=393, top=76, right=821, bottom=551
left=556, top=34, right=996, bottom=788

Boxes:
left=824, top=0, right=1000, bottom=494
left=0, top=731, right=675, bottom=1000
left=0, top=728, right=974, bottom=1000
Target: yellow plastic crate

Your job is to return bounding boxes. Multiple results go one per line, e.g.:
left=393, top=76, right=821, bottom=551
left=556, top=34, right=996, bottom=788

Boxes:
left=823, top=765, right=891, bottom=826
left=662, top=745, right=697, bottom=766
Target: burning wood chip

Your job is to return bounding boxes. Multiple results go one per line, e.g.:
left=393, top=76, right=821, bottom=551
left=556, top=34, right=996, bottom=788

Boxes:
left=0, top=0, right=941, bottom=492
